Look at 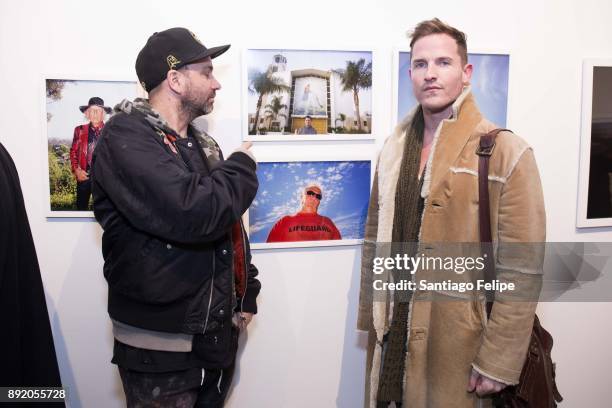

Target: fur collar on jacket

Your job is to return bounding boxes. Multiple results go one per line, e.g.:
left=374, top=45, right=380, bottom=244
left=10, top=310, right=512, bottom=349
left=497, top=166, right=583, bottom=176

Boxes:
left=115, top=98, right=222, bottom=164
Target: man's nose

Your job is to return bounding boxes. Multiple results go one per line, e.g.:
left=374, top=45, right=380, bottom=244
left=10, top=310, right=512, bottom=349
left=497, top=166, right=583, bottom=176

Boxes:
left=213, top=77, right=221, bottom=90
left=424, top=65, right=437, bottom=81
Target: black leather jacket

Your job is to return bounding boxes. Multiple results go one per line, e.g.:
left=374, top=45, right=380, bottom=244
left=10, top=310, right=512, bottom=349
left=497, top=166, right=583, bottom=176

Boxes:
left=91, top=109, right=260, bottom=339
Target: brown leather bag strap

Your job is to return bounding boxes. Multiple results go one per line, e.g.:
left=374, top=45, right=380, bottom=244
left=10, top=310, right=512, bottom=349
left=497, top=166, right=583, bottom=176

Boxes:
left=477, top=128, right=511, bottom=317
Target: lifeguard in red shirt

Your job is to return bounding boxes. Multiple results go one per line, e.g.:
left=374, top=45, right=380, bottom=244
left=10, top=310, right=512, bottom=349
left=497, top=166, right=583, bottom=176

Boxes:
left=266, top=184, right=341, bottom=242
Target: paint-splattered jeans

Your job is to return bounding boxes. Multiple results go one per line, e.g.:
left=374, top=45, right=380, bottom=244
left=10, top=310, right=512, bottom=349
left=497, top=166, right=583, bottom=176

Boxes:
left=118, top=363, right=235, bottom=408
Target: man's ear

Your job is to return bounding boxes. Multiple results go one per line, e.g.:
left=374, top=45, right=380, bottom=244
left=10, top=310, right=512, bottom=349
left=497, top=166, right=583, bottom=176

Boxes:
left=462, top=63, right=473, bottom=85
left=166, top=69, right=184, bottom=94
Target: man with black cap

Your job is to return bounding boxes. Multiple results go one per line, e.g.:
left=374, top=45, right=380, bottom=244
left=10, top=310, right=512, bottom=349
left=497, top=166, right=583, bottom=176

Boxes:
left=70, top=96, right=110, bottom=210
left=91, top=27, right=261, bottom=407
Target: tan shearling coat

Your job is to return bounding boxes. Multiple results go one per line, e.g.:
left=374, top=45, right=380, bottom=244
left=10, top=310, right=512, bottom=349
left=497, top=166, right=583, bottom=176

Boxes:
left=357, top=89, right=546, bottom=408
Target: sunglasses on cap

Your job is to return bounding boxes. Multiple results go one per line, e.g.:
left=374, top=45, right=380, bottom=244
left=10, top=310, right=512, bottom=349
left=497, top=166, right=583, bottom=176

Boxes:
left=306, top=190, right=322, bottom=200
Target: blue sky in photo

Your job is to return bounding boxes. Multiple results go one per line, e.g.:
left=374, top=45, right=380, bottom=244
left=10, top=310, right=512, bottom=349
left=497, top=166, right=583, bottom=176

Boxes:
left=249, top=161, right=371, bottom=243
left=247, top=49, right=372, bottom=75
left=46, top=79, right=136, bottom=144
left=246, top=49, right=373, bottom=116
left=398, top=52, right=509, bottom=126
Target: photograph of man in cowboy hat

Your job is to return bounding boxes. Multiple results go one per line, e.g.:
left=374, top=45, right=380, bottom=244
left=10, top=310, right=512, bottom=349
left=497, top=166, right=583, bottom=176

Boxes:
left=45, top=78, right=137, bottom=212
left=69, top=96, right=111, bottom=210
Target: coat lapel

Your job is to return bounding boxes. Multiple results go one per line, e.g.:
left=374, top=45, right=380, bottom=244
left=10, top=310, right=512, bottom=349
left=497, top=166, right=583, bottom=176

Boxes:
left=421, top=89, right=482, bottom=199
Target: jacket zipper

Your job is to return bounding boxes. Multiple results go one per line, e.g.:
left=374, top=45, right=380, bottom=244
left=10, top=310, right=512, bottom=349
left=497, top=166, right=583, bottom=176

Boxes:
left=239, top=219, right=248, bottom=313
left=173, top=129, right=215, bottom=334
left=202, top=256, right=216, bottom=333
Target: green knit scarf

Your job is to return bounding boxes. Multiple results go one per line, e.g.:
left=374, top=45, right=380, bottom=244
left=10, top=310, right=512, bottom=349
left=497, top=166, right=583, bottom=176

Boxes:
left=377, top=107, right=425, bottom=406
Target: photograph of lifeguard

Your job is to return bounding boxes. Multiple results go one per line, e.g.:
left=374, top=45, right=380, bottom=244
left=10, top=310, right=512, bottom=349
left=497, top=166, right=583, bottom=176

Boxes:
left=248, top=160, right=371, bottom=246
left=397, top=52, right=509, bottom=126
left=246, top=49, right=372, bottom=137
left=45, top=79, right=136, bottom=213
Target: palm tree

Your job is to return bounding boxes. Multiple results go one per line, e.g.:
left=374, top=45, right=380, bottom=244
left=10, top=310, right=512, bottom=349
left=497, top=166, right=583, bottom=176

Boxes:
left=264, top=96, right=288, bottom=131
left=46, top=79, right=72, bottom=101
left=333, top=58, right=372, bottom=132
left=46, top=79, right=74, bottom=122
left=248, top=69, right=290, bottom=134
left=334, top=113, right=347, bottom=129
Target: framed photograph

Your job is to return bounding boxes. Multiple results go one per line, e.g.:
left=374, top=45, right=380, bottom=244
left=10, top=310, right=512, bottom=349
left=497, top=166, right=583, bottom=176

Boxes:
left=43, top=77, right=138, bottom=217
left=243, top=48, right=374, bottom=141
left=247, top=154, right=372, bottom=249
left=393, top=50, right=510, bottom=127
left=577, top=59, right=612, bottom=228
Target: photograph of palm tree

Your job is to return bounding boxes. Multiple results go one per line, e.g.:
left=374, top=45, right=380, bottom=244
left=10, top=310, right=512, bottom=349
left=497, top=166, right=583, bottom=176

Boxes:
left=245, top=49, right=373, bottom=137
left=248, top=160, right=371, bottom=247
left=397, top=52, right=509, bottom=126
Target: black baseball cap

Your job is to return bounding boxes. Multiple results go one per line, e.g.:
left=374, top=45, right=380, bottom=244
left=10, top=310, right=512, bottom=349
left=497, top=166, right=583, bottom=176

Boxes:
left=135, top=27, right=230, bottom=92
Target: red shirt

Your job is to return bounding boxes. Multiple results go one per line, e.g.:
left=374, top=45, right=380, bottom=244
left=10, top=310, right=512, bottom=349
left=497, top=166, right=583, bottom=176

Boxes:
left=266, top=212, right=342, bottom=242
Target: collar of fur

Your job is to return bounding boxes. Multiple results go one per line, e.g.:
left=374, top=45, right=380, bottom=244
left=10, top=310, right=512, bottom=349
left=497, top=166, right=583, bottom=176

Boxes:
left=114, top=98, right=221, bottom=163
left=383, top=86, right=475, bottom=198
left=377, top=87, right=482, bottom=242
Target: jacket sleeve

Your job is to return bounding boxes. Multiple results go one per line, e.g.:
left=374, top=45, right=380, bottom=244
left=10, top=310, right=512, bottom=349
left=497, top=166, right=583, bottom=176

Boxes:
left=92, top=115, right=259, bottom=245
left=472, top=147, right=546, bottom=384
left=69, top=126, right=80, bottom=173
left=357, top=169, right=380, bottom=332
left=239, top=263, right=261, bottom=314
left=239, top=229, right=261, bottom=314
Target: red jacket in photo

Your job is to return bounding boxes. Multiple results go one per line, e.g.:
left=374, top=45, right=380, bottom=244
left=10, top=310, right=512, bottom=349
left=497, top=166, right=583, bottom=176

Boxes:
left=70, top=123, right=103, bottom=174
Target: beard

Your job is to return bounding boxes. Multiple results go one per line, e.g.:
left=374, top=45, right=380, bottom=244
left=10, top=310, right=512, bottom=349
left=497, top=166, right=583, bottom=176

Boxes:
left=180, top=87, right=213, bottom=121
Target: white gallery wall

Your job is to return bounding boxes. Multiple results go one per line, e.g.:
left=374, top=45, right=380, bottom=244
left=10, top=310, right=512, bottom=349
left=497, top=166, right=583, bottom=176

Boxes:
left=1, top=0, right=612, bottom=406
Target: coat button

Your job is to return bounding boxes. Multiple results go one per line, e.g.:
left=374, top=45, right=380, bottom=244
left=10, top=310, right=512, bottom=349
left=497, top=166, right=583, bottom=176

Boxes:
left=187, top=142, right=193, bottom=147
left=222, top=249, right=228, bottom=255
left=166, top=244, right=172, bottom=249
left=219, top=309, right=225, bottom=316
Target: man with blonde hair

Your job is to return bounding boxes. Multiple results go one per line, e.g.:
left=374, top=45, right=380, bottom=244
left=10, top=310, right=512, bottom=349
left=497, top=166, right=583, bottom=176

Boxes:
left=266, top=183, right=341, bottom=242
left=358, top=18, right=545, bottom=407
